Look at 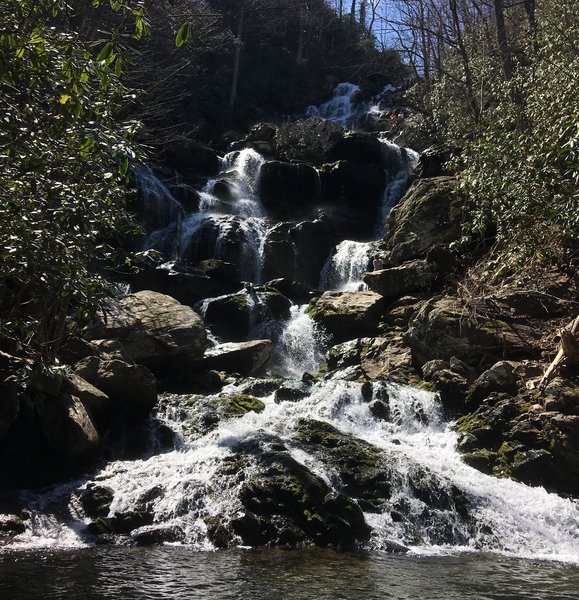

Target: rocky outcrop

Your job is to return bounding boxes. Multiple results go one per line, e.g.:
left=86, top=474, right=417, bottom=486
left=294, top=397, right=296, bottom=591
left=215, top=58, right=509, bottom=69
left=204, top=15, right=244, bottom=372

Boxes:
left=259, top=161, right=321, bottom=216
left=203, top=340, right=272, bottom=376
left=74, top=356, right=157, bottom=417
left=85, top=291, right=207, bottom=376
left=455, top=379, right=579, bottom=495
left=233, top=432, right=371, bottom=548
left=275, top=118, right=344, bottom=164
left=364, top=259, right=437, bottom=299
left=405, top=296, right=540, bottom=368
left=34, top=392, right=100, bottom=461
left=308, top=291, right=387, bottom=344
left=381, top=176, right=461, bottom=265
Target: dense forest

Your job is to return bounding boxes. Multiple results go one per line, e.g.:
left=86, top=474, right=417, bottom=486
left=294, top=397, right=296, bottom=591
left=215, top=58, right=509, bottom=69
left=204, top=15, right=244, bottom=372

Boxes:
left=1, top=0, right=577, bottom=386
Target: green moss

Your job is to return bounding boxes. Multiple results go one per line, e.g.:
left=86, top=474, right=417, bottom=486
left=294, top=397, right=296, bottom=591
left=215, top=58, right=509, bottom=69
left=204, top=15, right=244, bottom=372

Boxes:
left=408, top=375, right=435, bottom=392
left=220, top=393, right=265, bottom=414
left=454, top=412, right=485, bottom=435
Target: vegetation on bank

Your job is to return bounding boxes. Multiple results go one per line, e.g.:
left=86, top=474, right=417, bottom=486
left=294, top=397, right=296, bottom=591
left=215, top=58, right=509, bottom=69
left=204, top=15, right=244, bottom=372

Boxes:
left=401, top=0, right=578, bottom=271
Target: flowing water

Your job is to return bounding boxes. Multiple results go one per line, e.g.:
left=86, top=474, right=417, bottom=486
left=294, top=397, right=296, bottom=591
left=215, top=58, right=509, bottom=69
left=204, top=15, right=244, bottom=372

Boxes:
left=2, top=88, right=579, bottom=598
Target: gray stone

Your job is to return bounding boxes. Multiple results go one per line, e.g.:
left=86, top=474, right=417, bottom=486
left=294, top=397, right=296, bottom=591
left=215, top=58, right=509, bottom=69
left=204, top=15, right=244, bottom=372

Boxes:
left=85, top=290, right=207, bottom=376
left=364, top=259, right=437, bottom=299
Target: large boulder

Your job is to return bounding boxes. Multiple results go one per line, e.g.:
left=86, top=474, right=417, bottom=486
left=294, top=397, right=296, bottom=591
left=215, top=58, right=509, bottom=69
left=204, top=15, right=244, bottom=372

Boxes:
left=259, top=161, right=321, bottom=216
left=203, top=340, right=272, bottom=376
left=308, top=291, right=387, bottom=344
left=85, top=291, right=207, bottom=376
left=325, top=131, right=385, bottom=166
left=364, top=259, right=437, bottom=299
left=74, top=356, right=157, bottom=416
left=381, top=176, right=461, bottom=265
left=291, top=218, right=334, bottom=288
left=236, top=432, right=371, bottom=548
left=405, top=297, right=540, bottom=368
left=34, top=393, right=100, bottom=461
left=275, top=118, right=344, bottom=164
left=456, top=388, right=579, bottom=496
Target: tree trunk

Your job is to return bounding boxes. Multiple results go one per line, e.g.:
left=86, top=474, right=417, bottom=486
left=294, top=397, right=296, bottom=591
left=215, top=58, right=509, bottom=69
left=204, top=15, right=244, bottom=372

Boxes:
left=493, top=0, right=514, bottom=81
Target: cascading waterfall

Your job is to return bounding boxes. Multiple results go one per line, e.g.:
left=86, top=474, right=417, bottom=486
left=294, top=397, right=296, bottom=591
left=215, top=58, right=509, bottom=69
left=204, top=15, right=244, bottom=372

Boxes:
left=5, top=85, right=578, bottom=575
left=306, top=82, right=401, bottom=130
left=319, top=240, right=371, bottom=291
left=269, top=304, right=328, bottom=378
left=143, top=148, right=268, bottom=283
left=6, top=380, right=579, bottom=563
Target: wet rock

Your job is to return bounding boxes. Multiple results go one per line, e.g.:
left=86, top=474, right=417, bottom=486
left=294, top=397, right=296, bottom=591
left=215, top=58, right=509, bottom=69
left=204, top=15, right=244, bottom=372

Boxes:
left=262, top=224, right=297, bottom=281
left=364, top=259, right=437, bottom=299
left=274, top=381, right=311, bottom=403
left=264, top=279, right=314, bottom=305
left=290, top=218, right=333, bottom=288
left=86, top=510, right=154, bottom=536
left=0, top=514, right=26, bottom=537
left=158, top=392, right=265, bottom=440
left=405, top=296, right=540, bottom=368
left=308, top=291, right=387, bottom=344
left=381, top=177, right=462, bottom=265
left=203, top=340, right=272, bottom=377
left=455, top=392, right=579, bottom=495
left=85, top=290, right=207, bottom=376
left=320, top=161, right=386, bottom=209
left=202, top=290, right=253, bottom=342
left=131, top=525, right=185, bottom=546
left=236, top=432, right=371, bottom=548
left=77, top=484, right=114, bottom=519
left=294, top=419, right=392, bottom=509
left=325, top=132, right=385, bottom=166
left=259, top=161, right=321, bottom=216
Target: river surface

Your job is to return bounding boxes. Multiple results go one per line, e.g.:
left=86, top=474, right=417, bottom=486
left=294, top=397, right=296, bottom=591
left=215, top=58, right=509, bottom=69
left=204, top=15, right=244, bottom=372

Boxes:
left=1, top=546, right=579, bottom=599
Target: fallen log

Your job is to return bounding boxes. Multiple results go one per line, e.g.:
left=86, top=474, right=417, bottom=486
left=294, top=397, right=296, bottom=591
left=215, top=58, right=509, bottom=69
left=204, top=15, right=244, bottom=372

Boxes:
left=537, top=315, right=579, bottom=389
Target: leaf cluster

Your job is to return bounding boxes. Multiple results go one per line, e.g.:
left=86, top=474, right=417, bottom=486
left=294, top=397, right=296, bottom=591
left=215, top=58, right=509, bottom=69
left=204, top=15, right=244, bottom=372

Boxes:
left=0, top=0, right=142, bottom=362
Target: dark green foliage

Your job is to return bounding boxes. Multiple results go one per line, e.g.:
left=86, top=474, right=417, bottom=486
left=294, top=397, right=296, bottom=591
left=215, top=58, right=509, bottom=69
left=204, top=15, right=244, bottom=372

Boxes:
left=0, top=0, right=140, bottom=360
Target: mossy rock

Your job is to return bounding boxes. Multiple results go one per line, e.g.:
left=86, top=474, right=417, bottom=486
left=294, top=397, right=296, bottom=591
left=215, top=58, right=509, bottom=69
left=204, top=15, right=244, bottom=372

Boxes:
left=220, top=393, right=266, bottom=414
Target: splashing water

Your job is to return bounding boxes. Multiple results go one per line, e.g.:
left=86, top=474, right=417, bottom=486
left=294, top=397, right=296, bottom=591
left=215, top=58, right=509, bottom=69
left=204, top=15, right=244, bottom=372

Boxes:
left=5, top=381, right=579, bottom=563
left=269, top=305, right=328, bottom=378
left=319, top=240, right=371, bottom=291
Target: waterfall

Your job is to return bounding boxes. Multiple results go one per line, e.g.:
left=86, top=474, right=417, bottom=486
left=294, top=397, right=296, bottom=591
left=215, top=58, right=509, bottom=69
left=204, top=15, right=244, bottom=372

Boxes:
left=134, top=165, right=184, bottom=232
left=6, top=381, right=579, bottom=563
left=269, top=304, right=329, bottom=378
left=319, top=240, right=371, bottom=291
left=143, top=148, right=268, bottom=283
left=305, top=83, right=402, bottom=130
left=306, top=82, right=361, bottom=128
